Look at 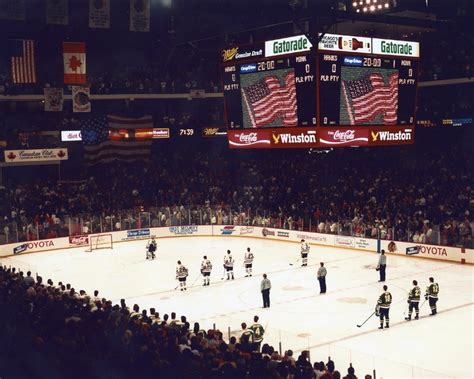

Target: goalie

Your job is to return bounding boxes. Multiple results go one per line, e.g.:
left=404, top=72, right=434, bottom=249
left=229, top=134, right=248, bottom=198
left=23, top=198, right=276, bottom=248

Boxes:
left=146, top=237, right=157, bottom=260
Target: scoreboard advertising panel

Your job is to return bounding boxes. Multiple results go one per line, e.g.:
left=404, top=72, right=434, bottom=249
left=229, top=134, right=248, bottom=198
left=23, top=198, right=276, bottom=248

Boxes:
left=221, top=33, right=419, bottom=149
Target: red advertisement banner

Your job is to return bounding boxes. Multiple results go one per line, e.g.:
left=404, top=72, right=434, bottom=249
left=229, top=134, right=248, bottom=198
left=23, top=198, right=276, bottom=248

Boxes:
left=228, top=130, right=271, bottom=149
left=368, top=127, right=414, bottom=145
left=319, top=128, right=369, bottom=147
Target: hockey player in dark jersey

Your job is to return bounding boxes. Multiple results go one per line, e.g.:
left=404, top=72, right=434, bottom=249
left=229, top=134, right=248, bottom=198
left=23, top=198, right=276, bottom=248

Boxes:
left=425, top=277, right=439, bottom=315
left=376, top=285, right=392, bottom=329
left=249, top=315, right=265, bottom=351
left=146, top=237, right=157, bottom=260
left=406, top=280, right=421, bottom=320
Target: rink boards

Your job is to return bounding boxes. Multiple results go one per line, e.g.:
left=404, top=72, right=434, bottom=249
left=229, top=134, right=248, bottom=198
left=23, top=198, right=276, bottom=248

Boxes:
left=1, top=225, right=472, bottom=264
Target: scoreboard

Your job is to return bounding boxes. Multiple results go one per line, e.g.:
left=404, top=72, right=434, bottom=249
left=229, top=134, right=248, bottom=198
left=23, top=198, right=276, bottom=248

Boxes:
left=222, top=35, right=316, bottom=129
left=221, top=33, right=420, bottom=149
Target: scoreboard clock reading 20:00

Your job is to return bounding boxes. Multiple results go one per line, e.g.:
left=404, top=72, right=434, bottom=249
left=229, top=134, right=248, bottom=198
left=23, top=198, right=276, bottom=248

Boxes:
left=221, top=33, right=420, bottom=149
left=222, top=35, right=317, bottom=130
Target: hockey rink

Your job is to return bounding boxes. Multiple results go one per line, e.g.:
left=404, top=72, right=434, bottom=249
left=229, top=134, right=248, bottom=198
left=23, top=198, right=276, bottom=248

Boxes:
left=2, top=236, right=473, bottom=378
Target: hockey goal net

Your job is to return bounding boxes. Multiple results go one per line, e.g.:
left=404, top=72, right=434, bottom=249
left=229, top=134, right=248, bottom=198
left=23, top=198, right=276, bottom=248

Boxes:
left=87, top=234, right=113, bottom=252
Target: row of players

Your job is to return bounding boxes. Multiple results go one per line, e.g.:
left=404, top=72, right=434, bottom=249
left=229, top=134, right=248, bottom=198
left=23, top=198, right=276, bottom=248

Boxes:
left=147, top=239, right=311, bottom=291
left=174, top=248, right=254, bottom=291
left=375, top=278, right=440, bottom=329
left=148, top=237, right=440, bottom=330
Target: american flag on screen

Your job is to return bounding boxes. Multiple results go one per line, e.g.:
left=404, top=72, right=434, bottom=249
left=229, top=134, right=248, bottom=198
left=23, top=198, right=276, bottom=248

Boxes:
left=81, top=115, right=153, bottom=165
left=242, top=70, right=297, bottom=128
left=342, top=71, right=398, bottom=125
left=9, top=40, right=37, bottom=84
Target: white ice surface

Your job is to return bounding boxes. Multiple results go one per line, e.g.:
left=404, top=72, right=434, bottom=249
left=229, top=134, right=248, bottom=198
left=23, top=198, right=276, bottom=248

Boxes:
left=2, top=237, right=473, bottom=379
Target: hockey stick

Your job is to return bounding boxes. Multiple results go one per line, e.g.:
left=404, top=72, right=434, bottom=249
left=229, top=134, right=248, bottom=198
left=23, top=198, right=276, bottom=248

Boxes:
left=221, top=267, right=226, bottom=280
left=419, top=298, right=427, bottom=311
left=356, top=311, right=376, bottom=328
left=289, top=258, right=301, bottom=266
left=191, top=273, right=201, bottom=286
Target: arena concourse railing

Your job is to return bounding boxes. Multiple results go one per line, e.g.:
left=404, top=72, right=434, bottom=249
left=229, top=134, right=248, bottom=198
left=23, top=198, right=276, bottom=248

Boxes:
left=0, top=206, right=471, bottom=248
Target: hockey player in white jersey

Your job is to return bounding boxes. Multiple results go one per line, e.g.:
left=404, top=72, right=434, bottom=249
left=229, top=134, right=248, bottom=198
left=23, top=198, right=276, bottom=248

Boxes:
left=300, top=239, right=310, bottom=266
left=201, top=255, right=212, bottom=286
left=146, top=237, right=157, bottom=260
left=176, top=260, right=189, bottom=291
left=244, top=247, right=254, bottom=277
left=224, top=250, right=235, bottom=280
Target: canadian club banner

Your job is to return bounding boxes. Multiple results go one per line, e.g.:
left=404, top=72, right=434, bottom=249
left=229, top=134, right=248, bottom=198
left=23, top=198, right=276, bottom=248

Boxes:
left=46, top=0, right=68, bottom=25
left=4, top=149, right=69, bottom=163
left=44, top=87, right=64, bottom=112
left=89, top=0, right=110, bottom=29
left=130, top=0, right=150, bottom=32
left=0, top=0, right=25, bottom=20
left=63, top=42, right=86, bottom=84
left=72, top=86, right=91, bottom=113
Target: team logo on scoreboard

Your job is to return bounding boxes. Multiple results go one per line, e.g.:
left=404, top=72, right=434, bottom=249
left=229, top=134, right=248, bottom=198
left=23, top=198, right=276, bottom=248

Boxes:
left=222, top=47, right=239, bottom=62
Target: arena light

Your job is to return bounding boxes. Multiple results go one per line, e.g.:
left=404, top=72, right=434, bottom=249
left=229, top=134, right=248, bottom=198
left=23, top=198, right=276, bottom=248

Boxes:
left=352, top=0, right=392, bottom=13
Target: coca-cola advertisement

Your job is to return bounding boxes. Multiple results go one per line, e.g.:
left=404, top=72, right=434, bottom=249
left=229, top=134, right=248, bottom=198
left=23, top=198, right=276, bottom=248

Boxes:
left=319, top=128, right=369, bottom=147
left=228, top=130, right=271, bottom=149
left=69, top=235, right=89, bottom=246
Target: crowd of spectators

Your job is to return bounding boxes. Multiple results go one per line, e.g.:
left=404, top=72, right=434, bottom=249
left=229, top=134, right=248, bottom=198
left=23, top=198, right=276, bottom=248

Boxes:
left=1, top=145, right=472, bottom=247
left=0, top=264, right=369, bottom=378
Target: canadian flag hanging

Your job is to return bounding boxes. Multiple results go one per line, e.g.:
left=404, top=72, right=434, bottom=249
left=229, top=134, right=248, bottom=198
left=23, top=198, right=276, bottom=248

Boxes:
left=63, top=42, right=86, bottom=84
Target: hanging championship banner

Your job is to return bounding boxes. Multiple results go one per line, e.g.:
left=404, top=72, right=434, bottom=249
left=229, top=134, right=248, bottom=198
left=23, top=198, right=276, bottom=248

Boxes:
left=130, top=0, right=150, bottom=32
left=89, top=0, right=110, bottom=29
left=72, top=86, right=91, bottom=113
left=46, top=0, right=68, bottom=25
left=44, top=88, right=64, bottom=112
left=0, top=0, right=25, bottom=20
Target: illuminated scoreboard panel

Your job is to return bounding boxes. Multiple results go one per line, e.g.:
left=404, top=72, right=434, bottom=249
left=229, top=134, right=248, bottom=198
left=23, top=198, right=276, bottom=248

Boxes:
left=318, top=53, right=418, bottom=126
left=222, top=55, right=316, bottom=129
left=221, top=34, right=420, bottom=149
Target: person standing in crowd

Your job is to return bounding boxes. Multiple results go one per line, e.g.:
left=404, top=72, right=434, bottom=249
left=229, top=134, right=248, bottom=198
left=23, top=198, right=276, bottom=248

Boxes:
left=249, top=315, right=265, bottom=351
left=376, top=285, right=392, bottom=329
left=377, top=250, right=387, bottom=282
left=405, top=280, right=421, bottom=321
left=317, top=262, right=327, bottom=294
left=261, top=273, right=271, bottom=308
left=425, top=277, right=439, bottom=315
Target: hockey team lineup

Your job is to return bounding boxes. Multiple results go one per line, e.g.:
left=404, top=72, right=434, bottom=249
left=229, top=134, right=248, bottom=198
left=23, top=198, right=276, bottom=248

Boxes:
left=5, top=236, right=473, bottom=377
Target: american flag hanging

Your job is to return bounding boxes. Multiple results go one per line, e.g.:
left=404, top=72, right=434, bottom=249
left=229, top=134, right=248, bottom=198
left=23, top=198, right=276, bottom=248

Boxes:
left=342, top=71, right=399, bottom=125
left=242, top=70, right=298, bottom=128
left=81, top=115, right=153, bottom=165
left=9, top=40, right=37, bottom=84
